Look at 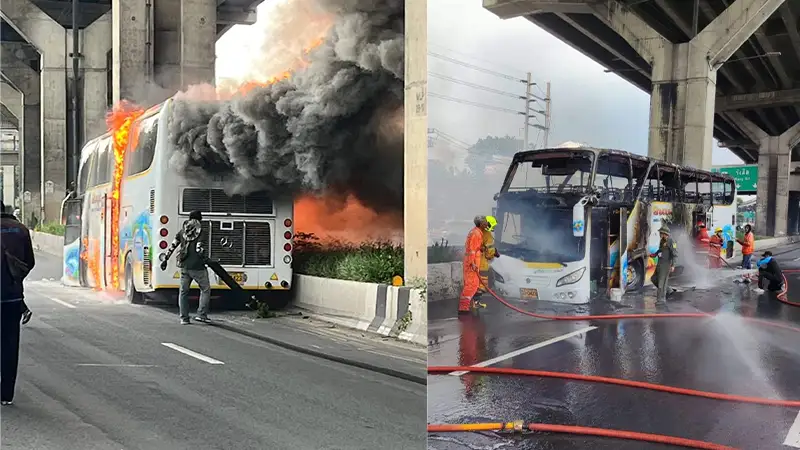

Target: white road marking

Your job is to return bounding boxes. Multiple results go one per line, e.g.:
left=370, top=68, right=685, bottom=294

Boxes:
left=449, top=326, right=598, bottom=376
left=76, top=364, right=156, bottom=367
left=161, top=343, right=225, bottom=365
left=47, top=297, right=77, bottom=309
left=784, top=411, right=800, bottom=447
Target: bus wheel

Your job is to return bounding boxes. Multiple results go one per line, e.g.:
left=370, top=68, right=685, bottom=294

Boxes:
left=254, top=290, right=292, bottom=310
left=125, top=257, right=144, bottom=305
left=626, top=259, right=645, bottom=292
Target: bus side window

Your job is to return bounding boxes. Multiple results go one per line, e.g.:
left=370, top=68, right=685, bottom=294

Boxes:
left=95, top=140, right=111, bottom=185
left=85, top=146, right=99, bottom=189
left=127, top=115, right=158, bottom=176
left=681, top=171, right=697, bottom=204
left=77, top=144, right=94, bottom=195
left=697, top=176, right=712, bottom=205
left=724, top=180, right=735, bottom=204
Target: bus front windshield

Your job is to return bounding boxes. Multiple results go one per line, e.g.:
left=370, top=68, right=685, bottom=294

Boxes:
left=495, top=201, right=586, bottom=263
left=505, top=150, right=594, bottom=193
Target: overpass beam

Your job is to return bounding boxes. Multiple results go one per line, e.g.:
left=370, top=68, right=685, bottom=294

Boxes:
left=698, top=0, right=786, bottom=69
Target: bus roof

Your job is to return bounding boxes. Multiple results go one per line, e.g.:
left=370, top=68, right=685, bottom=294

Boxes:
left=511, top=147, right=736, bottom=182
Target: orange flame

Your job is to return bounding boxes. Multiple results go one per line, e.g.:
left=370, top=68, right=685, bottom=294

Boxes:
left=106, top=100, right=145, bottom=290
left=295, top=195, right=403, bottom=244
left=80, top=237, right=102, bottom=291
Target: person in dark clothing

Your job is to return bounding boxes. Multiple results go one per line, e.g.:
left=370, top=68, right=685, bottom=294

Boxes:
left=757, top=251, right=784, bottom=292
left=0, top=202, right=32, bottom=325
left=160, top=210, right=211, bottom=325
left=1, top=200, right=36, bottom=405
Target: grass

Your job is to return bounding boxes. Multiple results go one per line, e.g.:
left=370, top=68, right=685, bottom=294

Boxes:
left=293, top=232, right=403, bottom=284
left=35, top=221, right=65, bottom=236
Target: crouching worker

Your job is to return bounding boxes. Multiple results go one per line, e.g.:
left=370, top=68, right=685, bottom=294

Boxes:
left=757, top=251, right=784, bottom=293
left=160, top=210, right=211, bottom=325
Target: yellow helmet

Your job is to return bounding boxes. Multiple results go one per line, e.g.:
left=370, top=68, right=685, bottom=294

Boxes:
left=486, top=215, right=498, bottom=231
left=715, top=227, right=723, bottom=233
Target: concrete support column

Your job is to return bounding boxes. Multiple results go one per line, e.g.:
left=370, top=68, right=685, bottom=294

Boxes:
left=2, top=166, right=14, bottom=205
left=648, top=44, right=717, bottom=169
left=1, top=52, right=41, bottom=225
left=754, top=122, right=800, bottom=236
left=82, top=12, right=113, bottom=139
left=404, top=0, right=427, bottom=283
left=1, top=0, right=67, bottom=222
left=180, top=0, right=217, bottom=88
left=112, top=0, right=150, bottom=103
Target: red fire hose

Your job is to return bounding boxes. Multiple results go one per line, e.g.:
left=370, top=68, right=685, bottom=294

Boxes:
left=430, top=258, right=800, bottom=449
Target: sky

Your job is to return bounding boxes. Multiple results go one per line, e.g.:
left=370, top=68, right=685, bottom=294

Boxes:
left=426, top=0, right=744, bottom=166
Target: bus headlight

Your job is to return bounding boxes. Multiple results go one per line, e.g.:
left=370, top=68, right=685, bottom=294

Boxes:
left=556, top=267, right=585, bottom=287
left=283, top=255, right=292, bottom=264
left=158, top=253, right=167, bottom=262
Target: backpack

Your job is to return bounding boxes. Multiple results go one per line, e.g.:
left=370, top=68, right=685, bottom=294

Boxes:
left=1, top=241, right=31, bottom=283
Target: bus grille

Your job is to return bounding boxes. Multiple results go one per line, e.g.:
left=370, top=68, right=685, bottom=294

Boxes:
left=182, top=188, right=274, bottom=215
left=245, top=222, right=272, bottom=266
left=198, top=221, right=272, bottom=266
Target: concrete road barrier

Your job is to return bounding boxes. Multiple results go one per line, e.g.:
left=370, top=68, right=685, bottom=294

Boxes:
left=428, top=236, right=800, bottom=302
left=292, top=274, right=426, bottom=346
left=31, top=231, right=64, bottom=258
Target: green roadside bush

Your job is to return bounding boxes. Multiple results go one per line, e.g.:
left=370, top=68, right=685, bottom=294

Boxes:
left=293, top=232, right=403, bottom=284
left=35, top=221, right=65, bottom=236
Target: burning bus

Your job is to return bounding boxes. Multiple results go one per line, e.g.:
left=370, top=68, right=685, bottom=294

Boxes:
left=61, top=98, right=295, bottom=309
left=490, top=147, right=737, bottom=304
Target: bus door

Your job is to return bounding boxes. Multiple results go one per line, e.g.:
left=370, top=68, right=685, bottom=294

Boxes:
left=590, top=207, right=609, bottom=293
left=617, top=207, right=629, bottom=294
left=62, top=196, right=84, bottom=286
left=103, top=193, right=111, bottom=287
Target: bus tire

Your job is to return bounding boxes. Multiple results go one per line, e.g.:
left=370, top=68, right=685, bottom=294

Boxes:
left=254, top=290, right=292, bottom=310
left=626, top=259, right=645, bottom=292
left=125, top=256, right=144, bottom=305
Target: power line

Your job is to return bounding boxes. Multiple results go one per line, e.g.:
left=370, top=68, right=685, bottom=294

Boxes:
left=428, top=51, right=524, bottom=82
left=429, top=92, right=525, bottom=116
left=429, top=42, right=528, bottom=78
left=428, top=72, right=524, bottom=100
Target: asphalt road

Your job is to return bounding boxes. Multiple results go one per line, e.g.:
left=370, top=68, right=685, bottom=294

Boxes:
left=1, top=252, right=426, bottom=450
left=428, top=241, right=800, bottom=450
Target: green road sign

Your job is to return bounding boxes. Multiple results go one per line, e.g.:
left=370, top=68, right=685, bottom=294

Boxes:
left=711, top=165, right=758, bottom=192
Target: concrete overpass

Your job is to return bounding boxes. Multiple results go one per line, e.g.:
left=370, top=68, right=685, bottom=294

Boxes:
left=0, top=0, right=260, bottom=224
left=484, top=0, right=800, bottom=237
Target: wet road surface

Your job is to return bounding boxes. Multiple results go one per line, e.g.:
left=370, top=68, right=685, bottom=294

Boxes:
left=428, top=242, right=800, bottom=449
left=2, top=252, right=426, bottom=450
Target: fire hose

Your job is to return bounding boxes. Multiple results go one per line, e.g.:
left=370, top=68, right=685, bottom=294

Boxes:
left=429, top=258, right=800, bottom=449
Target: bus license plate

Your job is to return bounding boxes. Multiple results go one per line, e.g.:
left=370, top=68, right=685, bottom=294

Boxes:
left=218, top=272, right=246, bottom=285
left=520, top=288, right=538, bottom=299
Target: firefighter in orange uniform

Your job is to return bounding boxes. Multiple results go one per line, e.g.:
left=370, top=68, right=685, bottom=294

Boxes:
left=695, top=222, right=710, bottom=265
left=477, top=215, right=499, bottom=297
left=459, top=216, right=488, bottom=314
left=708, top=227, right=724, bottom=268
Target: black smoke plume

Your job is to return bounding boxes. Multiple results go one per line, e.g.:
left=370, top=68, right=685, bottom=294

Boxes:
left=166, top=0, right=404, bottom=213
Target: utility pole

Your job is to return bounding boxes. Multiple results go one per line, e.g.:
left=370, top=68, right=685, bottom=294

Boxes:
left=523, top=72, right=531, bottom=151
left=543, top=81, right=551, bottom=148
left=70, top=0, right=82, bottom=191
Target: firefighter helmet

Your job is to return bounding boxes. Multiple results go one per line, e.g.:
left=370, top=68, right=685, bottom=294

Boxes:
left=486, top=215, right=498, bottom=232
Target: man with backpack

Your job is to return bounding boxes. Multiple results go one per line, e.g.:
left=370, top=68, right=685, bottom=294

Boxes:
left=1, top=200, right=36, bottom=405
left=159, top=210, right=211, bottom=325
